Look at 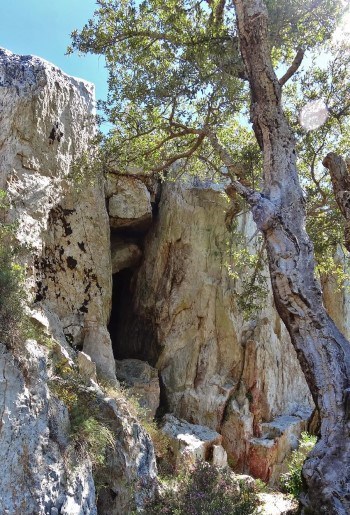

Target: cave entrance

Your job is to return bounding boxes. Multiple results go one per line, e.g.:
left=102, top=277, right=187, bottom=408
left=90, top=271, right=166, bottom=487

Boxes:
left=108, top=266, right=158, bottom=363
left=108, top=267, right=134, bottom=360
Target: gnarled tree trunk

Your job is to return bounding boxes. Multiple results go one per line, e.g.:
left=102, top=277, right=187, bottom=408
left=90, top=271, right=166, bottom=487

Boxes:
left=232, top=1, right=350, bottom=513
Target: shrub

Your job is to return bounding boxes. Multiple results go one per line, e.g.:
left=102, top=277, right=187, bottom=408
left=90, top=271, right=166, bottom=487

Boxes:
left=280, top=432, right=317, bottom=498
left=0, top=191, right=25, bottom=348
left=70, top=405, right=115, bottom=467
left=144, top=460, right=258, bottom=515
left=50, top=372, right=115, bottom=494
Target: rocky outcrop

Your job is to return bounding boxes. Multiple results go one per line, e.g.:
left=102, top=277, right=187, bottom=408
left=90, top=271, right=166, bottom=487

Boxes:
left=118, top=180, right=314, bottom=479
left=0, top=48, right=114, bottom=379
left=115, top=359, right=160, bottom=418
left=106, top=174, right=153, bottom=231
left=0, top=340, right=96, bottom=514
left=162, top=414, right=227, bottom=467
left=0, top=49, right=157, bottom=514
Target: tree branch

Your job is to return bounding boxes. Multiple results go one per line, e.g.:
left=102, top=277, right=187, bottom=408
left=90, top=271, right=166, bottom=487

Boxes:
left=151, top=133, right=206, bottom=173
left=278, top=48, right=304, bottom=86
left=205, top=130, right=255, bottom=200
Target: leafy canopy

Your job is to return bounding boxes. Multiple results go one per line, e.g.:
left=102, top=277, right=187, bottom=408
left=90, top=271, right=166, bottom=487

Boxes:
left=71, top=0, right=350, bottom=305
left=70, top=0, right=345, bottom=178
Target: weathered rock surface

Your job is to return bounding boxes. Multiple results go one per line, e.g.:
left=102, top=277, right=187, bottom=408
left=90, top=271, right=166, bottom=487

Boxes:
left=0, top=48, right=114, bottom=380
left=107, top=174, right=153, bottom=231
left=111, top=234, right=143, bottom=274
left=0, top=49, right=158, bottom=514
left=162, top=414, right=226, bottom=466
left=0, top=340, right=97, bottom=514
left=248, top=412, right=310, bottom=484
left=115, top=358, right=160, bottom=418
left=77, top=350, right=97, bottom=383
left=122, top=181, right=314, bottom=478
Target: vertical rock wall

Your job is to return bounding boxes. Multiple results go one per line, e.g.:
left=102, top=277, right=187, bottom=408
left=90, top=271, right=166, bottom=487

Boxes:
left=123, top=180, right=314, bottom=480
left=0, top=48, right=114, bottom=379
left=0, top=49, right=157, bottom=514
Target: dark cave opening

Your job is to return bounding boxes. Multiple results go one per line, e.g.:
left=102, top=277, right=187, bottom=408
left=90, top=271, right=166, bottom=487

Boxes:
left=108, top=267, right=135, bottom=360
left=108, top=266, right=159, bottom=364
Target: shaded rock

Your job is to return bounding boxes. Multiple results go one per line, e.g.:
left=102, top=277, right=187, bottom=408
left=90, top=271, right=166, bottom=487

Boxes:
left=77, top=351, right=97, bottom=383
left=111, top=235, right=142, bottom=274
left=107, top=175, right=152, bottom=231
left=115, top=359, right=160, bottom=418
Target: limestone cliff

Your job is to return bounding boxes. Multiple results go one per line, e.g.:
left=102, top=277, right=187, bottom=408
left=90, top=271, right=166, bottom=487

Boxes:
left=0, top=49, right=157, bottom=514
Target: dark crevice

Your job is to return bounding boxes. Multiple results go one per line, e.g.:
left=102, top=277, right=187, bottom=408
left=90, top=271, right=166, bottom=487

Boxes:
left=108, top=266, right=160, bottom=365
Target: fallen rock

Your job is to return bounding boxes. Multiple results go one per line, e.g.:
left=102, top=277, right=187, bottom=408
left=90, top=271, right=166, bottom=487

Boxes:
left=257, top=492, right=298, bottom=514
left=115, top=359, right=160, bottom=418
left=107, top=176, right=152, bottom=231
left=161, top=414, right=224, bottom=465
left=248, top=413, right=311, bottom=484
left=111, top=235, right=142, bottom=274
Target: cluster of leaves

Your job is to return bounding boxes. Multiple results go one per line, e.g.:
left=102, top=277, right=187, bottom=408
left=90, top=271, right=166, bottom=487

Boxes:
left=70, top=0, right=350, bottom=312
left=225, top=215, right=268, bottom=320
left=283, top=40, right=350, bottom=277
left=144, top=460, right=258, bottom=515
left=280, top=432, right=317, bottom=498
left=0, top=190, right=25, bottom=349
left=68, top=145, right=105, bottom=191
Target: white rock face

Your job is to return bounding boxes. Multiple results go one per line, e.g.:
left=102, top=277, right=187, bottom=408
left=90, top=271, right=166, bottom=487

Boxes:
left=128, top=181, right=314, bottom=478
left=0, top=340, right=97, bottom=514
left=0, top=49, right=158, bottom=513
left=0, top=48, right=114, bottom=379
left=162, top=414, right=224, bottom=466
left=107, top=174, right=153, bottom=230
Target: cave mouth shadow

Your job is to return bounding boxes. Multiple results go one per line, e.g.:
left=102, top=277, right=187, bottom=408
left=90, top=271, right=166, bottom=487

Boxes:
left=108, top=267, right=134, bottom=361
left=108, top=266, right=159, bottom=364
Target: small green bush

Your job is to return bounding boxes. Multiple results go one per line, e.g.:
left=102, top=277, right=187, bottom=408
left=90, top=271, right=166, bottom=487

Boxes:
left=70, top=406, right=115, bottom=467
left=144, top=460, right=258, bottom=515
left=0, top=191, right=25, bottom=348
left=280, top=432, right=317, bottom=498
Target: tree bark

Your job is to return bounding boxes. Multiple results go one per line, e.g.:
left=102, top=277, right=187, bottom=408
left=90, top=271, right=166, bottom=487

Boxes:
left=232, top=1, right=350, bottom=513
left=323, top=152, right=350, bottom=252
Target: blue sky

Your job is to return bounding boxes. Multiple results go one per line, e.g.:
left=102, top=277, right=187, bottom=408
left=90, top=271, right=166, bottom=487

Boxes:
left=0, top=0, right=108, bottom=101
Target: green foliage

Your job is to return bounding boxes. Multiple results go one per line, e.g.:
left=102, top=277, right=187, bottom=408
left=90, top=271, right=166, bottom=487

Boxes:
left=226, top=220, right=268, bottom=320
left=71, top=0, right=350, bottom=308
left=0, top=190, right=25, bottom=348
left=69, top=404, right=115, bottom=468
left=49, top=364, right=115, bottom=493
left=280, top=432, right=317, bottom=498
left=68, top=146, right=104, bottom=191
left=144, top=460, right=258, bottom=514
left=283, top=40, right=350, bottom=276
